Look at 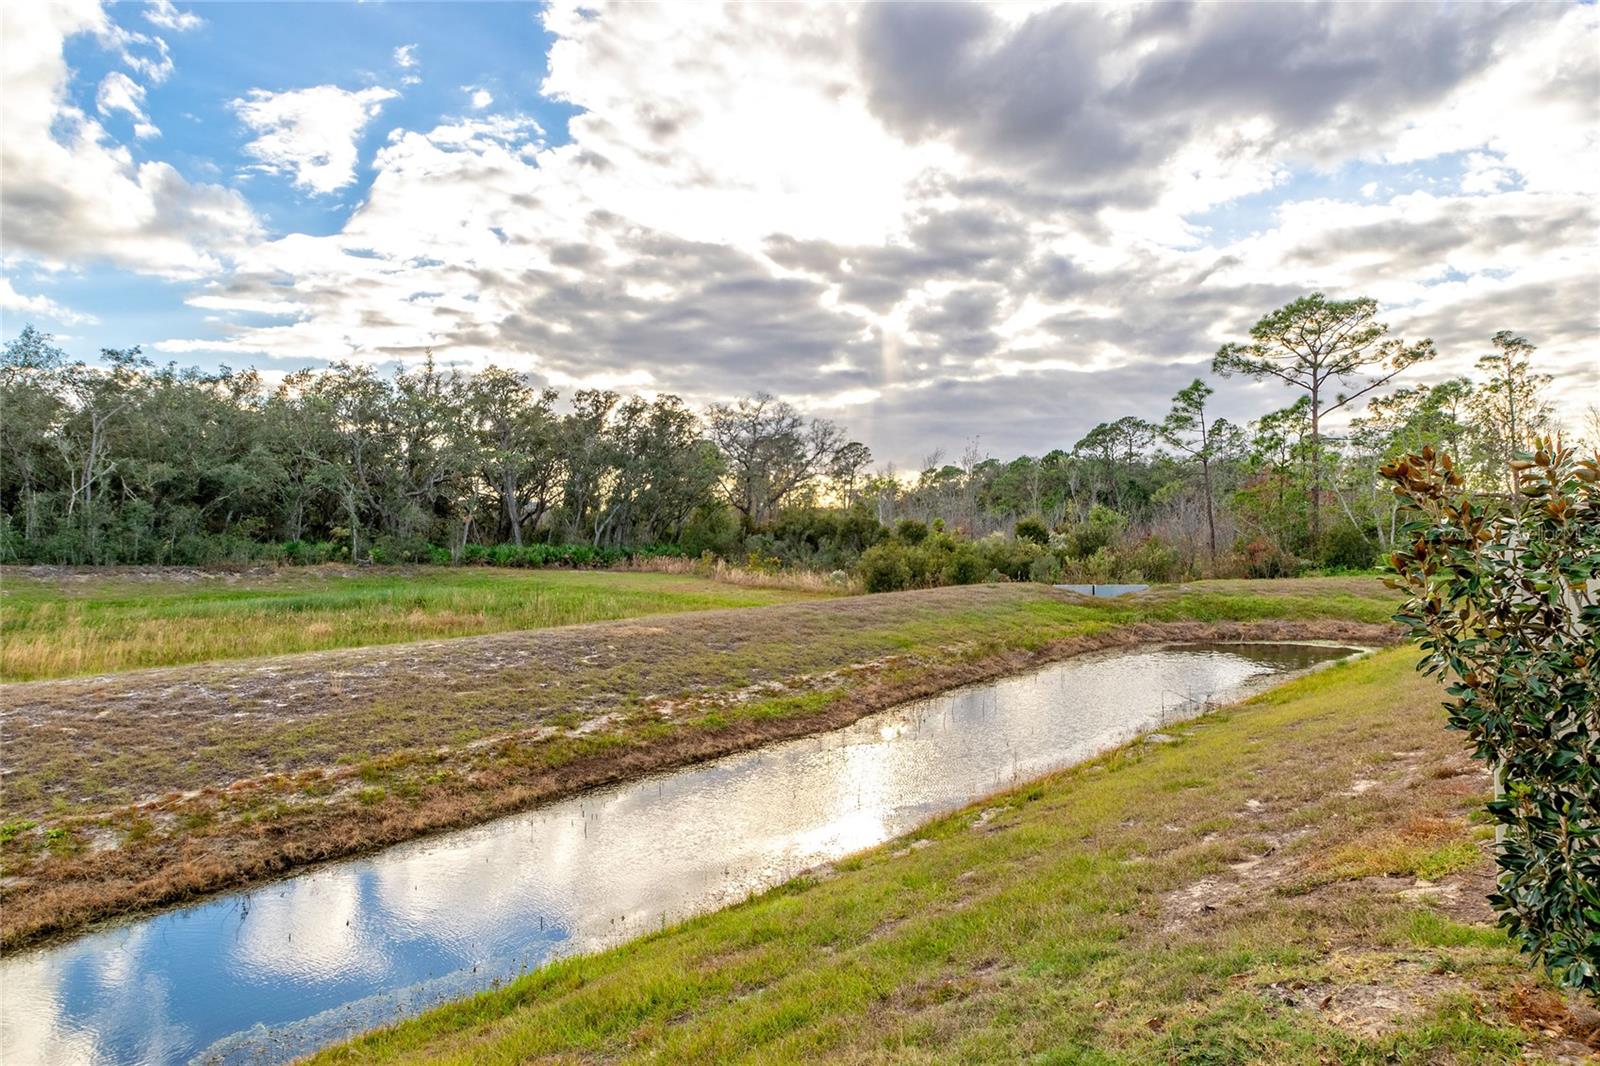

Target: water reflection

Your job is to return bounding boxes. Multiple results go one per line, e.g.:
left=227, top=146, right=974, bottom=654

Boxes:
left=0, top=642, right=1357, bottom=1065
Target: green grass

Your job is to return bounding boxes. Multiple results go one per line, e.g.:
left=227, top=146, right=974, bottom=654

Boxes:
left=311, top=648, right=1560, bottom=1065
left=0, top=566, right=824, bottom=680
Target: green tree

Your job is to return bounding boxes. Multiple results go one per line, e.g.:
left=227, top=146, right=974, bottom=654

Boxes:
left=463, top=367, right=560, bottom=547
left=1214, top=293, right=1435, bottom=547
left=827, top=440, right=874, bottom=507
left=1159, top=378, right=1242, bottom=559
left=594, top=394, right=718, bottom=546
left=1074, top=416, right=1155, bottom=513
left=1470, top=331, right=1554, bottom=505
left=54, top=347, right=151, bottom=561
left=558, top=389, right=619, bottom=543
left=705, top=393, right=847, bottom=526
left=1, top=328, right=69, bottom=549
left=1338, top=378, right=1476, bottom=550
left=1233, top=398, right=1315, bottom=554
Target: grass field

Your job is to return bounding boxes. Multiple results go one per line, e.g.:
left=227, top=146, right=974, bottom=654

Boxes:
left=0, top=577, right=1403, bottom=948
left=0, top=565, right=826, bottom=681
left=313, top=648, right=1595, bottom=1064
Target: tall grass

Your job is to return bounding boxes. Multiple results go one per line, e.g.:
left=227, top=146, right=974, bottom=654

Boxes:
left=0, top=568, right=822, bottom=681
left=622, top=555, right=861, bottom=594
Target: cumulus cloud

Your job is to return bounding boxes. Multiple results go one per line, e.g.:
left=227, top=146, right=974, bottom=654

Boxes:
left=393, top=43, right=420, bottom=85
left=92, top=12, right=175, bottom=84
left=142, top=0, right=201, bottom=33
left=233, top=84, right=400, bottom=194
left=854, top=1, right=1562, bottom=215
left=16, top=1, right=1594, bottom=464
left=95, top=70, right=158, bottom=138
left=0, top=278, right=97, bottom=326
left=0, top=0, right=256, bottom=277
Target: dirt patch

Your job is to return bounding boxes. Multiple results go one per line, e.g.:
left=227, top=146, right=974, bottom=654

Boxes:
left=1503, top=983, right=1600, bottom=1059
left=1265, top=968, right=1457, bottom=1039
left=970, top=806, right=1012, bottom=831
left=1159, top=707, right=1504, bottom=940
left=1267, top=959, right=1599, bottom=1060
left=1159, top=829, right=1306, bottom=932
left=1399, top=859, right=1500, bottom=926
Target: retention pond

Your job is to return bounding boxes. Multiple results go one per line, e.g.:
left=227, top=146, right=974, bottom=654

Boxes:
left=1, top=641, right=1360, bottom=1065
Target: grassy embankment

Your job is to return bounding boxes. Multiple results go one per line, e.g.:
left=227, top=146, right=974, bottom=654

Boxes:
left=317, top=647, right=1597, bottom=1064
left=0, top=565, right=827, bottom=682
left=2, top=576, right=1401, bottom=948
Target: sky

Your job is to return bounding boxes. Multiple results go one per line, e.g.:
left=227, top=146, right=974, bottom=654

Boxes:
left=2, top=0, right=1597, bottom=467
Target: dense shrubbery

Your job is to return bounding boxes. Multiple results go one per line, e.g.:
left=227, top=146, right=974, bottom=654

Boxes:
left=0, top=532, right=698, bottom=572
left=451, top=542, right=691, bottom=569
left=1383, top=440, right=1599, bottom=992
left=1232, top=536, right=1300, bottom=579
left=852, top=505, right=1192, bottom=593
left=1053, top=504, right=1125, bottom=559
left=1319, top=523, right=1380, bottom=571
left=1014, top=517, right=1049, bottom=545
left=857, top=532, right=1028, bottom=593
left=743, top=505, right=885, bottom=571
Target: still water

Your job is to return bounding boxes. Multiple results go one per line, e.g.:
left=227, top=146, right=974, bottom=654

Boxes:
left=0, top=642, right=1358, bottom=1065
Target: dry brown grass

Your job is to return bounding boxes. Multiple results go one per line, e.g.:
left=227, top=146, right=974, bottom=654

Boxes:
left=620, top=554, right=861, bottom=593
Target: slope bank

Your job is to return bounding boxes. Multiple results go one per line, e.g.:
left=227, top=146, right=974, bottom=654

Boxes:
left=318, top=648, right=1597, bottom=1064
left=1, top=578, right=1399, bottom=948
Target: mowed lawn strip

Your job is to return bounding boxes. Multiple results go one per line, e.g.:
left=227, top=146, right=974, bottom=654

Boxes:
left=0, top=565, right=825, bottom=681
left=0, top=579, right=1401, bottom=947
left=314, top=648, right=1590, bottom=1065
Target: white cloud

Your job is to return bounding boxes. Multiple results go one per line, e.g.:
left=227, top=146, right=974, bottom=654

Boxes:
left=13, top=1, right=1594, bottom=460
left=95, top=70, right=158, bottom=137
left=142, top=0, right=201, bottom=33
left=91, top=12, right=175, bottom=84
left=0, top=0, right=256, bottom=277
left=0, top=278, right=97, bottom=326
left=1381, top=6, right=1600, bottom=197
left=1460, top=152, right=1517, bottom=195
left=536, top=2, right=956, bottom=250
left=233, top=84, right=399, bottom=194
left=393, top=43, right=420, bottom=85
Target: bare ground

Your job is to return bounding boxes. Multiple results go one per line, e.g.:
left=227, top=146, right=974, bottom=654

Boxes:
left=1150, top=728, right=1599, bottom=1061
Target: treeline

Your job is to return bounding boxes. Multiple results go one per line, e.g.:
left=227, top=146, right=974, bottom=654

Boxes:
left=0, top=328, right=869, bottom=566
left=0, top=293, right=1576, bottom=582
left=858, top=326, right=1563, bottom=583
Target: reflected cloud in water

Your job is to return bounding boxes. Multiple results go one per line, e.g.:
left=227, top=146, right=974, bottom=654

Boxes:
left=0, top=643, right=1358, bottom=1065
